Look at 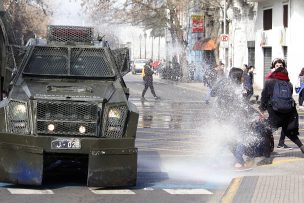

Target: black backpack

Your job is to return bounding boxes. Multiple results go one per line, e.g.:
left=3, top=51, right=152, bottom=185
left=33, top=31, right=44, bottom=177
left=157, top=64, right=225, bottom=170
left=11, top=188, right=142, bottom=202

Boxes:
left=271, top=80, right=294, bottom=113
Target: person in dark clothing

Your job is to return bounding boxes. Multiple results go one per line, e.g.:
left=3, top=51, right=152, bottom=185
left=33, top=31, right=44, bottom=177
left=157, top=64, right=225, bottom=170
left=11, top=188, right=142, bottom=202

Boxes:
left=242, top=65, right=254, bottom=101
left=264, top=60, right=292, bottom=150
left=141, top=60, right=159, bottom=100
left=259, top=58, right=304, bottom=153
left=211, top=67, right=272, bottom=170
left=203, top=65, right=218, bottom=104
left=297, top=67, right=304, bottom=106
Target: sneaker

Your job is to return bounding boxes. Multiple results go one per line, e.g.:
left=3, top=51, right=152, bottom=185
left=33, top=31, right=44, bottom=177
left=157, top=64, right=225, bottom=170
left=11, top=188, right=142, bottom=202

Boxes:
left=234, top=163, right=253, bottom=172
left=277, top=144, right=292, bottom=150
left=154, top=96, right=160, bottom=100
left=256, top=157, right=272, bottom=166
left=141, top=97, right=146, bottom=101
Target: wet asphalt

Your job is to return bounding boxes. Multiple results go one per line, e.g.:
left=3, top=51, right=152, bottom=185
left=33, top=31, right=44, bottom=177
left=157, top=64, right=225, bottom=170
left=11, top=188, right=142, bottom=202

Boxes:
left=1, top=73, right=304, bottom=203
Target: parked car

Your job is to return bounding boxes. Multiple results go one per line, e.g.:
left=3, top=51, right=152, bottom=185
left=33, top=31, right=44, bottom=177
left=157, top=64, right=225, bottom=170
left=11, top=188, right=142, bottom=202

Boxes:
left=132, top=59, right=149, bottom=74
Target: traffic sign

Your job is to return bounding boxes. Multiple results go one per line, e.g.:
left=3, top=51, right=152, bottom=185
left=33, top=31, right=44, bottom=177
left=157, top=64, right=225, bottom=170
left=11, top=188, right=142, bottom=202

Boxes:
left=220, top=34, right=229, bottom=42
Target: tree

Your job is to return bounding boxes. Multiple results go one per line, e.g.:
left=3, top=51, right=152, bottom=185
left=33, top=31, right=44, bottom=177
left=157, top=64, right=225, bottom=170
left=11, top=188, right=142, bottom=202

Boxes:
left=81, top=0, right=255, bottom=79
left=201, top=0, right=255, bottom=66
left=81, top=0, right=191, bottom=80
left=3, top=0, right=52, bottom=44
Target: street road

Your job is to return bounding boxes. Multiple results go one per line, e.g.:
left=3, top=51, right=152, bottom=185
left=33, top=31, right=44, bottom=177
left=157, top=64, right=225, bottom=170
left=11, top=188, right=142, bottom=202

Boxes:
left=1, top=73, right=304, bottom=203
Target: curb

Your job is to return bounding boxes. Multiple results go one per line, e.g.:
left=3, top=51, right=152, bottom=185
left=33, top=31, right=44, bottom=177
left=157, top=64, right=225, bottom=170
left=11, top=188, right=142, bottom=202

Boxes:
left=220, top=177, right=243, bottom=203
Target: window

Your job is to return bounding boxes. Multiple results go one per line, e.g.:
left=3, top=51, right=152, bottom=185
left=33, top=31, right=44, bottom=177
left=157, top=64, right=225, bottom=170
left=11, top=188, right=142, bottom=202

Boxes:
left=263, top=48, right=272, bottom=82
left=283, top=5, right=288, bottom=28
left=248, top=47, right=255, bottom=67
left=263, top=9, right=272, bottom=30
left=283, top=46, right=288, bottom=65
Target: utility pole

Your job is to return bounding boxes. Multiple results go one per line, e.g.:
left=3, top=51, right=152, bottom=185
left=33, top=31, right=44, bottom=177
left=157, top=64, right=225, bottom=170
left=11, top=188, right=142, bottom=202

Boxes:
left=151, top=36, right=154, bottom=59
left=144, top=32, right=147, bottom=59
left=139, top=34, right=142, bottom=58
left=158, top=36, right=160, bottom=60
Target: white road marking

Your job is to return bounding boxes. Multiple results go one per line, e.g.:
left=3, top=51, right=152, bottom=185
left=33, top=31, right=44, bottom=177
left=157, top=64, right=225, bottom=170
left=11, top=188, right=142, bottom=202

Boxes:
left=89, top=188, right=135, bottom=194
left=163, top=189, right=213, bottom=195
left=7, top=188, right=54, bottom=194
left=143, top=187, right=154, bottom=191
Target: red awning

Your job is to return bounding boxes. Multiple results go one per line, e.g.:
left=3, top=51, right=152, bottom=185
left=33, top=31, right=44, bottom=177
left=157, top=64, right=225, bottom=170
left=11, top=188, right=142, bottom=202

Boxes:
left=193, top=38, right=216, bottom=51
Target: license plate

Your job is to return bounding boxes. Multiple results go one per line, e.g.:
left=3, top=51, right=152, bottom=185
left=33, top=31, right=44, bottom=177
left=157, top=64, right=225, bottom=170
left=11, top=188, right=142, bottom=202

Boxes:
left=51, top=138, right=81, bottom=149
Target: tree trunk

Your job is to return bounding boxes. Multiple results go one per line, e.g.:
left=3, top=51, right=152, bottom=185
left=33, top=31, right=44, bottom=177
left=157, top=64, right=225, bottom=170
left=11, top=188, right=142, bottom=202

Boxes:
left=168, top=7, right=189, bottom=81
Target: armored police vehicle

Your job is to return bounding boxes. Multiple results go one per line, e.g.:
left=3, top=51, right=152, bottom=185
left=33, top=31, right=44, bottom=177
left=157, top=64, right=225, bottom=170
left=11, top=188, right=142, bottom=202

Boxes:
left=0, top=25, right=139, bottom=187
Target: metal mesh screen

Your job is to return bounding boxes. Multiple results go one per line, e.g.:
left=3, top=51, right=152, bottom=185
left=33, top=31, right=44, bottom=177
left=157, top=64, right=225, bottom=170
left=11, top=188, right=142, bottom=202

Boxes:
left=4, top=46, right=16, bottom=89
left=112, top=48, right=130, bottom=75
left=71, top=48, right=114, bottom=76
left=36, top=100, right=98, bottom=136
left=48, top=25, right=93, bottom=44
left=6, top=100, right=30, bottom=134
left=6, top=45, right=17, bottom=71
left=24, top=46, right=68, bottom=75
left=102, top=105, right=128, bottom=138
left=23, top=46, right=115, bottom=77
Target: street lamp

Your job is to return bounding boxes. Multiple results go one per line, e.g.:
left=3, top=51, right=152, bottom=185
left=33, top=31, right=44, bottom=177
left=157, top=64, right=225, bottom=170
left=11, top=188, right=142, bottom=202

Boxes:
left=144, top=32, right=147, bottom=59
left=139, top=34, right=142, bottom=58
left=158, top=36, right=160, bottom=60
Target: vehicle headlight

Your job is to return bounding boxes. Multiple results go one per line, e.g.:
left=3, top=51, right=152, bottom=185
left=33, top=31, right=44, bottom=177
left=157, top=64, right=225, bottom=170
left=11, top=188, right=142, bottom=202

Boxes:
left=103, top=104, right=128, bottom=138
left=12, top=104, right=27, bottom=120
left=48, top=124, right=55, bottom=131
left=79, top=125, right=86, bottom=134
left=6, top=100, right=29, bottom=134
left=108, top=109, right=121, bottom=119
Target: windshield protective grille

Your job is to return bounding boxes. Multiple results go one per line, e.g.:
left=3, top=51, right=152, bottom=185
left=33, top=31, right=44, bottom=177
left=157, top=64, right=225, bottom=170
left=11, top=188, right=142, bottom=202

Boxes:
left=23, top=46, right=115, bottom=77
left=24, top=47, right=68, bottom=75
left=71, top=48, right=114, bottom=76
left=36, top=100, right=98, bottom=136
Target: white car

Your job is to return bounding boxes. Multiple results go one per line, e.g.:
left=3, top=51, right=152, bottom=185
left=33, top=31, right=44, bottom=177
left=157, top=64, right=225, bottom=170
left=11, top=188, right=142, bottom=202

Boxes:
left=132, top=59, right=149, bottom=74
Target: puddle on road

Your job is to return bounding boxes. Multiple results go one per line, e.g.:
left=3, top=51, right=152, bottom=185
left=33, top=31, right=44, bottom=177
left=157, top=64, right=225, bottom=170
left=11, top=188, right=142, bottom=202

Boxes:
left=135, top=99, right=239, bottom=187
left=134, top=100, right=206, bottom=129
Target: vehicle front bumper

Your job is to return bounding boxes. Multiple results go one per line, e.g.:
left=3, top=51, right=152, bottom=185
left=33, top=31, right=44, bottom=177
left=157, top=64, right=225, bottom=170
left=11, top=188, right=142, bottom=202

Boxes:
left=0, top=133, right=137, bottom=187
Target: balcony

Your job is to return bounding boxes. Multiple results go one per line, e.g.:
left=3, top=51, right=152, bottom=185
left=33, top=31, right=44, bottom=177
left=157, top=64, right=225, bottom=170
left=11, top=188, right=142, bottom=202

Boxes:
left=260, top=28, right=288, bottom=47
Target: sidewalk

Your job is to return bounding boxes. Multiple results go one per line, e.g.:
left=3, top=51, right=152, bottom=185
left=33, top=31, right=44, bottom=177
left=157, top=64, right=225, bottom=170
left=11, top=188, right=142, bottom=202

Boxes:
left=220, top=175, right=304, bottom=203
left=160, top=79, right=304, bottom=203
left=160, top=79, right=302, bottom=108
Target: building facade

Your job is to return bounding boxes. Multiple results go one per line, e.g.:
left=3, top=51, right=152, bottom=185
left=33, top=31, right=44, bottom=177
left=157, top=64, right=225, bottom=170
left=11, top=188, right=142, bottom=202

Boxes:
left=248, top=0, right=304, bottom=89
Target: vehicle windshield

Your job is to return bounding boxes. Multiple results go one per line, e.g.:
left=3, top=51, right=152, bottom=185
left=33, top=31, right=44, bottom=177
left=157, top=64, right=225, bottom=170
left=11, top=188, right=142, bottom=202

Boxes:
left=23, top=46, right=116, bottom=78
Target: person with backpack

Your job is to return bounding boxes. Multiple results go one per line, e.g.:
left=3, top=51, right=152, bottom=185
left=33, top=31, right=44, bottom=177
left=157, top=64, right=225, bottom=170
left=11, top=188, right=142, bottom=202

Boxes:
left=141, top=59, right=160, bottom=100
left=211, top=67, right=273, bottom=171
left=259, top=58, right=304, bottom=153
left=264, top=61, right=292, bottom=149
